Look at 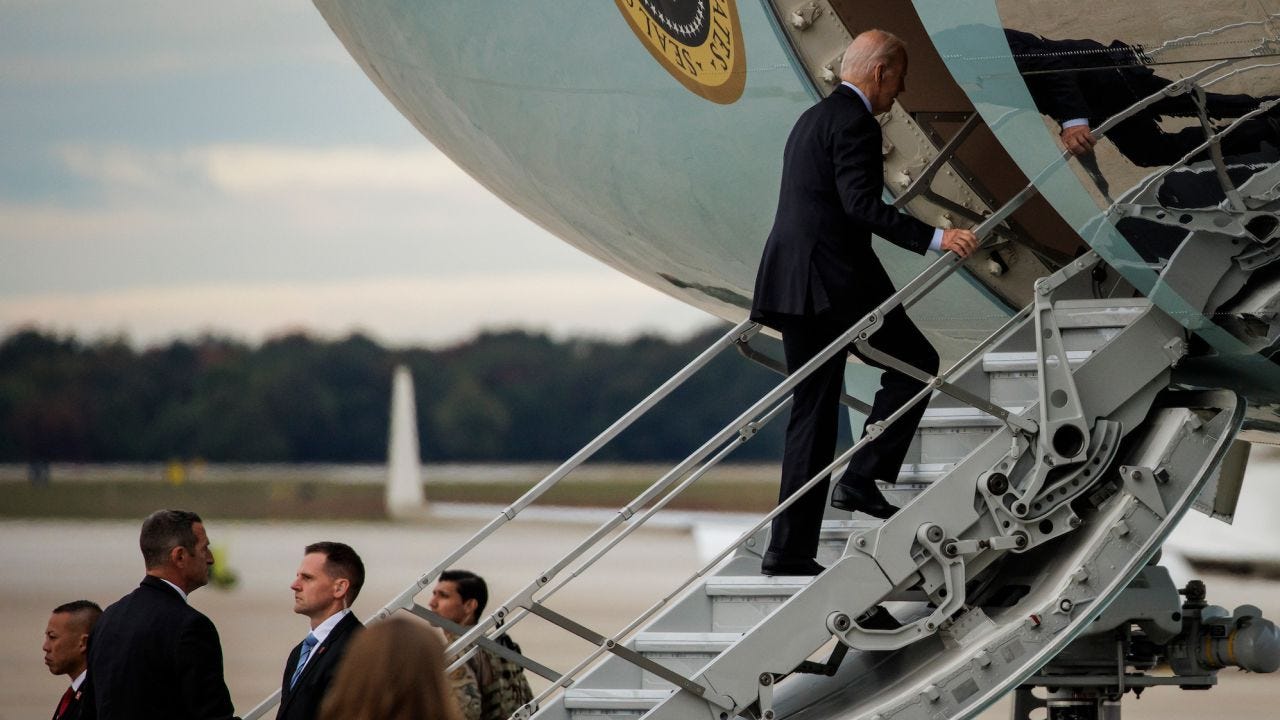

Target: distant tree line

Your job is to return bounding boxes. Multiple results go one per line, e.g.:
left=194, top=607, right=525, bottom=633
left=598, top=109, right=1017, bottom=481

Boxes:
left=0, top=325, right=808, bottom=463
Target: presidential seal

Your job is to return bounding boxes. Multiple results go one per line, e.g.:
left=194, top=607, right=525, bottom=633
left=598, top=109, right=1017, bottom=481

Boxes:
left=615, top=0, right=746, bottom=104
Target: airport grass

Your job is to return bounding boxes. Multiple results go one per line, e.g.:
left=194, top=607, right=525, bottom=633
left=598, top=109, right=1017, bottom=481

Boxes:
left=0, top=480, right=386, bottom=521
left=0, top=469, right=779, bottom=520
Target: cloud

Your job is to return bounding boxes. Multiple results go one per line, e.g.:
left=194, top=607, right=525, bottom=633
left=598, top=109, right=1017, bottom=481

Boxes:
left=0, top=274, right=715, bottom=347
left=199, top=146, right=462, bottom=196
left=1, top=1, right=348, bottom=85
left=56, top=145, right=213, bottom=197
left=0, top=4, right=715, bottom=347
left=3, top=141, right=606, bottom=297
left=55, top=143, right=458, bottom=198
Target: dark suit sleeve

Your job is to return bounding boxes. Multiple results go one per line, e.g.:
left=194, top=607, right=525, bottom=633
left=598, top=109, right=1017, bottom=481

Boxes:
left=1005, top=29, right=1091, bottom=124
left=178, top=613, right=236, bottom=720
left=831, top=111, right=932, bottom=254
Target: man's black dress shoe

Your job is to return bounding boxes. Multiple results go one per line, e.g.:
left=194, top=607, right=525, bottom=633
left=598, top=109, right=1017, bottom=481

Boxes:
left=830, top=478, right=899, bottom=519
left=760, top=555, right=825, bottom=577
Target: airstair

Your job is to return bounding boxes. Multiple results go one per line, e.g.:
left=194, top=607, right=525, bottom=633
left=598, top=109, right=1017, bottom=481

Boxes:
left=238, top=242, right=1274, bottom=720
left=541, top=280, right=1245, bottom=720
left=244, top=78, right=1280, bottom=720
left=522, top=250, right=1258, bottom=720
left=231, top=9, right=1280, bottom=718
left=245, top=229, right=1277, bottom=720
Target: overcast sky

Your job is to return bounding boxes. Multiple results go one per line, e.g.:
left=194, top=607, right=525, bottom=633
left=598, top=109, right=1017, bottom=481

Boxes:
left=0, top=1, right=713, bottom=348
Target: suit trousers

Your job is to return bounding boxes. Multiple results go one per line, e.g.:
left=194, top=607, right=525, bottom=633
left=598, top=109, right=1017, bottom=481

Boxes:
left=767, top=306, right=938, bottom=561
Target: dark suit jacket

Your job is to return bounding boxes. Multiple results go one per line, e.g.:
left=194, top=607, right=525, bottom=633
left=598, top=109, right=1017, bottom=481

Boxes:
left=1003, top=29, right=1263, bottom=125
left=276, top=611, right=363, bottom=720
left=751, top=84, right=932, bottom=327
left=87, top=576, right=234, bottom=720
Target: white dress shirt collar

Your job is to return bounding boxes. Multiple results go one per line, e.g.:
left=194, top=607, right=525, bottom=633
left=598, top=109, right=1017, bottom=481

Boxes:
left=71, top=669, right=87, bottom=691
left=159, top=578, right=188, bottom=603
left=310, top=608, right=351, bottom=645
left=841, top=81, right=873, bottom=114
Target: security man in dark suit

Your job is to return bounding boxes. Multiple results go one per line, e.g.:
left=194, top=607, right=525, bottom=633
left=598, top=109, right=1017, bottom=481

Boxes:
left=750, top=29, right=978, bottom=577
left=1004, top=28, right=1278, bottom=166
left=277, top=541, right=365, bottom=720
left=43, top=600, right=101, bottom=720
left=87, top=509, right=235, bottom=719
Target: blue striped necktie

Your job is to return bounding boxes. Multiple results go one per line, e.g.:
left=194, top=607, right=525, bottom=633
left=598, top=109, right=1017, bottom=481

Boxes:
left=289, top=633, right=318, bottom=689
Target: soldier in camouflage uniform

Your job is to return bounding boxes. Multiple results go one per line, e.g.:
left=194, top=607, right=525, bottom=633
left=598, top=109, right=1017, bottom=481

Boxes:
left=430, top=570, right=535, bottom=720
left=443, top=630, right=482, bottom=720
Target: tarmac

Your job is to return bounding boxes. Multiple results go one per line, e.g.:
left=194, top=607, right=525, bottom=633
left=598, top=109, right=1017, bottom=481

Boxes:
left=3, top=514, right=1277, bottom=719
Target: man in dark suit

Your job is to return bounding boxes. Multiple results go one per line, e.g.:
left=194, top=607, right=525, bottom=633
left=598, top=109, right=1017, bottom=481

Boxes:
left=750, top=29, right=978, bottom=576
left=87, top=509, right=234, bottom=719
left=1004, top=28, right=1278, bottom=166
left=276, top=541, right=365, bottom=720
left=43, top=600, right=101, bottom=720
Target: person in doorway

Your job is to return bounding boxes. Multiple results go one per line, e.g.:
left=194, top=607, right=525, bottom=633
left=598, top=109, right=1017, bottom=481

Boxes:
left=1005, top=28, right=1280, bottom=166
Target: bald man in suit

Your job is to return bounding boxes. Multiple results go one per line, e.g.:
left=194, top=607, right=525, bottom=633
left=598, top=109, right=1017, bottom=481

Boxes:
left=750, top=29, right=978, bottom=576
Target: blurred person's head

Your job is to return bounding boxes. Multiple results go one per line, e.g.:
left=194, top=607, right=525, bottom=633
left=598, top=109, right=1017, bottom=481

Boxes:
left=43, top=600, right=101, bottom=678
left=429, top=570, right=487, bottom=627
left=318, top=617, right=461, bottom=720
left=140, top=509, right=213, bottom=594
left=292, top=541, right=365, bottom=628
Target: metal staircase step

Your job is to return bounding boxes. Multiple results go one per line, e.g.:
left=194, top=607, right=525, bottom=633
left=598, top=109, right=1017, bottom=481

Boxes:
left=819, top=519, right=879, bottom=539
left=634, top=632, right=741, bottom=690
left=982, top=350, right=1093, bottom=373
left=706, top=575, right=813, bottom=633
left=913, top=408, right=1005, bottom=464
left=704, top=576, right=812, bottom=596
left=918, top=406, right=1007, bottom=427
left=633, top=631, right=740, bottom=652
left=563, top=688, right=670, bottom=719
left=1052, top=298, right=1149, bottom=328
left=983, top=351, right=1094, bottom=407
left=896, top=463, right=951, bottom=483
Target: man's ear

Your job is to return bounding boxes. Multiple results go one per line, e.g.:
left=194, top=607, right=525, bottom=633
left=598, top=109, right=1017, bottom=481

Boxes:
left=76, top=632, right=89, bottom=653
left=464, top=598, right=479, bottom=622
left=169, top=545, right=187, bottom=567
left=333, top=577, right=350, bottom=601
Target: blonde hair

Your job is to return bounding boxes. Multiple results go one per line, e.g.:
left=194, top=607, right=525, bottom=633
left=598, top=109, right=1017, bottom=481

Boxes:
left=318, top=617, right=463, bottom=720
left=840, top=29, right=907, bottom=83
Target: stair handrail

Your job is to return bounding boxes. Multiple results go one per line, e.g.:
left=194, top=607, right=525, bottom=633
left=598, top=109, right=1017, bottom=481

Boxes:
left=410, top=51, right=1258, bottom=712
left=442, top=174, right=1058, bottom=697
left=241, top=319, right=759, bottom=719
left=443, top=395, right=794, bottom=678
left=511, top=293, right=1036, bottom=716
left=238, top=45, right=1255, bottom=720
left=251, top=136, right=1052, bottom=720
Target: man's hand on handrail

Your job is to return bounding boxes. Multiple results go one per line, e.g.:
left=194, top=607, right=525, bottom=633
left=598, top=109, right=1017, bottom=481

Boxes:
left=941, top=228, right=979, bottom=259
left=1060, top=124, right=1097, bottom=156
